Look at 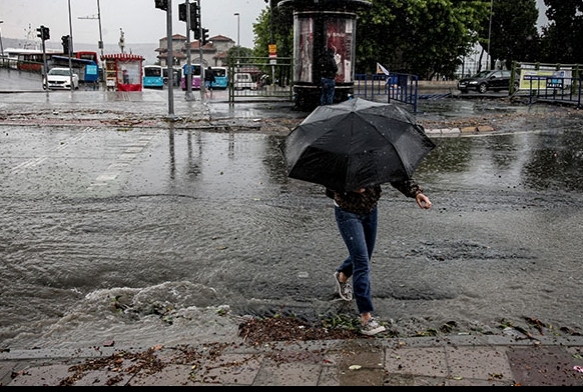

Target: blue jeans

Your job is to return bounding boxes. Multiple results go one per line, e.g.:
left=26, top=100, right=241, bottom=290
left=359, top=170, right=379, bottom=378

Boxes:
left=334, top=205, right=378, bottom=315
left=320, top=77, right=335, bottom=105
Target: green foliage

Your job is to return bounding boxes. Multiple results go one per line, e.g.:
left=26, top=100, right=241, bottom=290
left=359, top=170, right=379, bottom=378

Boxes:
left=539, top=0, right=583, bottom=64
left=252, top=1, right=294, bottom=59
left=354, top=0, right=492, bottom=79
left=485, top=0, right=540, bottom=70
left=247, top=0, right=576, bottom=79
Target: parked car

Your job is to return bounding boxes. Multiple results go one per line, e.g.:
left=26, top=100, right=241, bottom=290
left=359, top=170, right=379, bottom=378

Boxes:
left=457, top=69, right=517, bottom=94
left=233, top=73, right=256, bottom=90
left=43, top=67, right=80, bottom=90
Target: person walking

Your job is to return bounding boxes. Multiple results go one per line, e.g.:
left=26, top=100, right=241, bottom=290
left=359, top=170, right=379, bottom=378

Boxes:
left=318, top=48, right=338, bottom=105
left=205, top=67, right=216, bottom=91
left=328, top=180, right=432, bottom=335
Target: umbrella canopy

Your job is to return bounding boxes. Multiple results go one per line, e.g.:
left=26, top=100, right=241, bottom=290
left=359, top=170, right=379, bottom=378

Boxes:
left=282, top=98, right=436, bottom=192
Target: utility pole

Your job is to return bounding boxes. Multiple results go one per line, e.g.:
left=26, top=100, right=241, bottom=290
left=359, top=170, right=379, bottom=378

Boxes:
left=234, top=13, right=240, bottom=59
left=78, top=0, right=104, bottom=89
left=78, top=0, right=105, bottom=59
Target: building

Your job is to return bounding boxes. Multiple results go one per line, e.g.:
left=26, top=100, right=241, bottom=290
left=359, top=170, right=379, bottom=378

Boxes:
left=155, top=34, right=235, bottom=68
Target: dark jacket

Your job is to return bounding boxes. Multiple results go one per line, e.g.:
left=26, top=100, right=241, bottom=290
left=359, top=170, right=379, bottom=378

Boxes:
left=319, top=49, right=338, bottom=79
left=325, top=180, right=423, bottom=215
left=205, top=68, right=215, bottom=82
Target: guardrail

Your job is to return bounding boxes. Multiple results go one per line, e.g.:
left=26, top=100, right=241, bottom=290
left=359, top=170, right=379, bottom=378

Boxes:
left=519, top=75, right=582, bottom=108
left=227, top=57, right=293, bottom=103
left=353, top=73, right=419, bottom=112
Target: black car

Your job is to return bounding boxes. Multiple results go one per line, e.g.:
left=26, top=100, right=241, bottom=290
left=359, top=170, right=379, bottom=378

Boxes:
left=458, top=69, right=517, bottom=94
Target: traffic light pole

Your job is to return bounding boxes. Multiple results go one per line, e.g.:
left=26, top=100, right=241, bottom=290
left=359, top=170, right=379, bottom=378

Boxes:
left=67, top=0, right=74, bottom=92
left=37, top=25, right=49, bottom=90
left=155, top=0, right=177, bottom=119
left=184, top=0, right=195, bottom=101
left=197, top=0, right=204, bottom=102
left=166, top=0, right=175, bottom=118
left=41, top=34, right=48, bottom=90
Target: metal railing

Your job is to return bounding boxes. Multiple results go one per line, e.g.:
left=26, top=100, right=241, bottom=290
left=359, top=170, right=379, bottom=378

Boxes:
left=353, top=72, right=419, bottom=112
left=519, top=75, right=582, bottom=108
left=227, top=56, right=294, bottom=103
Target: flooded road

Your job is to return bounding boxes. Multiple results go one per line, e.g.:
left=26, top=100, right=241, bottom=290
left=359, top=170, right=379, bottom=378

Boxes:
left=1, top=113, right=582, bottom=350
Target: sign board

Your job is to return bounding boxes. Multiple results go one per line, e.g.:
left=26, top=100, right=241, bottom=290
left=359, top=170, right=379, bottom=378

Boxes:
left=519, top=68, right=571, bottom=90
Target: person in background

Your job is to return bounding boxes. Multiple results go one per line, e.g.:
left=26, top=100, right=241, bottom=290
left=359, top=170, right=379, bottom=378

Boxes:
left=205, top=67, right=216, bottom=91
left=318, top=48, right=338, bottom=105
left=328, top=180, right=432, bottom=336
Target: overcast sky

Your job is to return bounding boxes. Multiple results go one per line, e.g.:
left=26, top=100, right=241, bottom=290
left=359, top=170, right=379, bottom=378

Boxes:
left=0, top=0, right=268, bottom=48
left=1, top=0, right=550, bottom=49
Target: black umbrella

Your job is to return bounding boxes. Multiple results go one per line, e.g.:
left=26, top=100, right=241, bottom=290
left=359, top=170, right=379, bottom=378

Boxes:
left=282, top=98, right=435, bottom=192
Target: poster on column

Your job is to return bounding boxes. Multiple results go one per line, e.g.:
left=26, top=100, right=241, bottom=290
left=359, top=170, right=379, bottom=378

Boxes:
left=325, top=18, right=353, bottom=83
left=297, top=17, right=314, bottom=83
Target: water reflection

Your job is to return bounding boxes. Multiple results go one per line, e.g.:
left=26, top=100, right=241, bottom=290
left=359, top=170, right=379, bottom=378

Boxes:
left=148, top=128, right=583, bottom=197
left=419, top=130, right=583, bottom=193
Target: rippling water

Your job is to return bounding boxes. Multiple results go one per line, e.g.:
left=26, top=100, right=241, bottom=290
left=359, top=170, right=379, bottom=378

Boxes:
left=1, top=123, right=583, bottom=350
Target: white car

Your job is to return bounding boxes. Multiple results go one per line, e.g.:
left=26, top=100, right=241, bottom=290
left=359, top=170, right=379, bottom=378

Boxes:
left=233, top=73, right=256, bottom=90
left=44, top=67, right=80, bottom=90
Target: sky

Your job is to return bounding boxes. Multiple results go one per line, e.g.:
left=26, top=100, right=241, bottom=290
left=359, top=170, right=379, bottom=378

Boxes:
left=0, top=0, right=269, bottom=48
left=1, top=1, right=550, bottom=50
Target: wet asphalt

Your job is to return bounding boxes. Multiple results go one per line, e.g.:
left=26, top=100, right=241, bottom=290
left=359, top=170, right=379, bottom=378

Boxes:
left=1, top=69, right=583, bottom=386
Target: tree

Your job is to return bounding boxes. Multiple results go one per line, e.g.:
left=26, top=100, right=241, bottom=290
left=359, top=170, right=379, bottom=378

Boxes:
left=484, top=0, right=540, bottom=70
left=252, top=1, right=293, bottom=59
left=251, top=0, right=545, bottom=80
left=354, top=0, right=490, bottom=80
left=226, top=46, right=254, bottom=62
left=539, top=0, right=583, bottom=64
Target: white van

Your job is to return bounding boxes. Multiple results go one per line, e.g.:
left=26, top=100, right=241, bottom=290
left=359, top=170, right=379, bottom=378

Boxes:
left=233, top=73, right=256, bottom=90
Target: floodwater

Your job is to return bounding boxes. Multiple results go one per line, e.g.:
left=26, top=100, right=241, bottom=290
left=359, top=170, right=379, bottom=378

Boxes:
left=1, top=94, right=583, bottom=350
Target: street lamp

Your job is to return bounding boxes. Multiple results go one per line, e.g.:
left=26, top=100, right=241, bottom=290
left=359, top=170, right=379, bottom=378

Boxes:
left=234, top=13, right=240, bottom=58
left=487, top=0, right=493, bottom=70
left=0, top=20, right=4, bottom=58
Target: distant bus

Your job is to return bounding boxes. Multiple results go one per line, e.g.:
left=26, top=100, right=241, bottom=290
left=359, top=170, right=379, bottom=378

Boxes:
left=75, top=51, right=99, bottom=65
left=49, top=55, right=99, bottom=83
left=8, top=49, right=99, bottom=74
left=181, top=63, right=202, bottom=90
left=12, top=49, right=56, bottom=72
left=210, top=66, right=228, bottom=89
left=143, top=65, right=164, bottom=89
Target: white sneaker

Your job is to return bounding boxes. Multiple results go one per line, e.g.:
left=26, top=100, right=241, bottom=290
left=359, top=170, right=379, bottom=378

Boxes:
left=360, top=317, right=386, bottom=336
left=334, top=272, right=352, bottom=301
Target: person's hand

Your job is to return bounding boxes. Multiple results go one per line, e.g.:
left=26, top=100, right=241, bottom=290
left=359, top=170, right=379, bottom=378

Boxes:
left=416, top=193, right=432, bottom=209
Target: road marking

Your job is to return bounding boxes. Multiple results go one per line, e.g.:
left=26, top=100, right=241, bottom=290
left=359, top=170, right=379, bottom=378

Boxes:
left=87, top=132, right=156, bottom=190
left=10, top=127, right=97, bottom=175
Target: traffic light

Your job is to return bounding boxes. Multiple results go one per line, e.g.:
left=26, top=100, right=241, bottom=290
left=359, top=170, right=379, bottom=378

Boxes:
left=194, top=28, right=200, bottom=40
left=61, top=35, right=70, bottom=55
left=37, top=25, right=50, bottom=41
left=154, top=0, right=168, bottom=11
left=178, top=3, right=186, bottom=22
left=201, top=28, right=209, bottom=45
left=190, top=2, right=200, bottom=32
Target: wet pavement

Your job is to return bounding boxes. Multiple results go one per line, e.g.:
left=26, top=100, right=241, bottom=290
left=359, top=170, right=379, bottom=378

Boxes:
left=2, top=335, right=583, bottom=386
left=1, top=69, right=583, bottom=386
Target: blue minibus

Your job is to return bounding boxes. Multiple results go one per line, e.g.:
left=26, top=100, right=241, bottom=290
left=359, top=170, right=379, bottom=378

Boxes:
left=143, top=65, right=164, bottom=89
left=210, top=67, right=228, bottom=89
